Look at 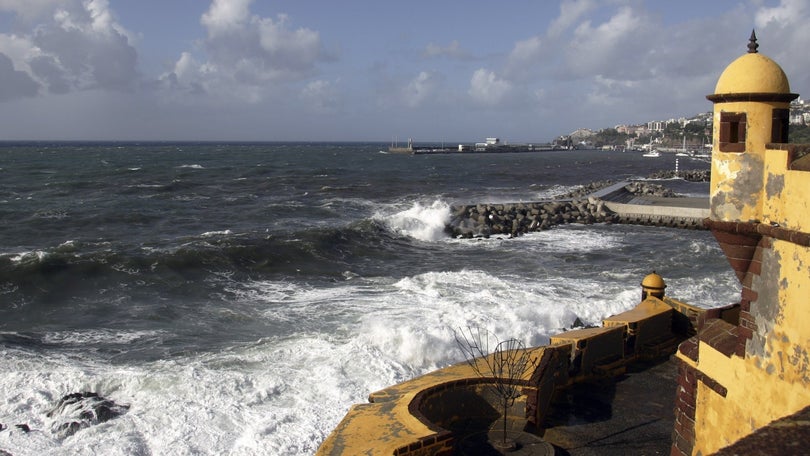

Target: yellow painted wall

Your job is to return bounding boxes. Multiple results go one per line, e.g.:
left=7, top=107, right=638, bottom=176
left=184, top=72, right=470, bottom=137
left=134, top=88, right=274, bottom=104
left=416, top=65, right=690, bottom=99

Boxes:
left=709, top=101, right=790, bottom=222
left=763, top=148, right=810, bottom=233
left=691, top=239, right=810, bottom=455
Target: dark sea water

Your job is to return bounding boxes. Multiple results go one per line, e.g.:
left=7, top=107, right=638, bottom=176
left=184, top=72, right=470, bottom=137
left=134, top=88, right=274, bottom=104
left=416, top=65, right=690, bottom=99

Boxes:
left=0, top=142, right=737, bottom=455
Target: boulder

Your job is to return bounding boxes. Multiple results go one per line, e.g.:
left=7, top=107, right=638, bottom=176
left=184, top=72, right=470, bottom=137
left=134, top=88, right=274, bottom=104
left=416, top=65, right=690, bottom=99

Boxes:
left=46, top=392, right=129, bottom=438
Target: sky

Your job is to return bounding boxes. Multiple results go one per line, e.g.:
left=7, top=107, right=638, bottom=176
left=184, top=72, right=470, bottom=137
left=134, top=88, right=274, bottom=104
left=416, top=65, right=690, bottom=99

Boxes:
left=0, top=0, right=807, bottom=142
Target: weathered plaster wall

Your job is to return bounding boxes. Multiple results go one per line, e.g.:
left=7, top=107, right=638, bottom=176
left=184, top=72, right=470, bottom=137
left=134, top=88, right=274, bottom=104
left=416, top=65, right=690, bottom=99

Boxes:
left=766, top=240, right=810, bottom=385
left=711, top=150, right=764, bottom=221
left=747, top=242, right=782, bottom=358
left=709, top=101, right=787, bottom=222
left=764, top=148, right=810, bottom=233
left=692, top=325, right=810, bottom=456
left=691, top=133, right=810, bottom=455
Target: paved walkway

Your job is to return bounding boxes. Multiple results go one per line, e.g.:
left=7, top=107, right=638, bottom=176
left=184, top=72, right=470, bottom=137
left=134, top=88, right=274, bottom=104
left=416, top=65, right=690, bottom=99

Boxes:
left=541, top=357, right=678, bottom=455
left=590, top=181, right=709, bottom=225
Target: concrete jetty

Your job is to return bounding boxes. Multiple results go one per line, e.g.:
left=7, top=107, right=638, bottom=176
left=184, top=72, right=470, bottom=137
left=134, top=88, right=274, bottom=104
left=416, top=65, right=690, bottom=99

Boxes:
left=594, top=181, right=709, bottom=229
left=446, top=181, right=710, bottom=238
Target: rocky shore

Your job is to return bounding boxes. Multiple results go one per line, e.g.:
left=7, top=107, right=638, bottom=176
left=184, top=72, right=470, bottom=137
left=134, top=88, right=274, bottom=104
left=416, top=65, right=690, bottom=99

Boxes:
left=0, top=391, right=128, bottom=454
left=447, top=177, right=705, bottom=238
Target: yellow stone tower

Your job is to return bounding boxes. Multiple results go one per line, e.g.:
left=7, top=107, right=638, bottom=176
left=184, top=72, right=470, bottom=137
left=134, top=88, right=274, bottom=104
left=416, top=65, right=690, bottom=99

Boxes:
left=672, top=31, right=810, bottom=455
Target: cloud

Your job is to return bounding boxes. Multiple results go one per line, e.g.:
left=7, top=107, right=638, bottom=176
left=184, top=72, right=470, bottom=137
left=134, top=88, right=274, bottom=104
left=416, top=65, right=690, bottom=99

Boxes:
left=504, top=0, right=596, bottom=79
left=755, top=0, right=807, bottom=27
left=423, top=40, right=470, bottom=60
left=28, top=55, right=70, bottom=94
left=0, top=0, right=138, bottom=96
left=468, top=68, right=512, bottom=106
left=547, top=0, right=597, bottom=37
left=301, top=79, right=342, bottom=113
left=752, top=0, right=810, bottom=93
left=0, top=0, right=63, bottom=21
left=565, top=6, right=651, bottom=80
left=0, top=52, right=39, bottom=101
left=402, top=71, right=441, bottom=108
left=163, top=0, right=330, bottom=102
left=200, top=0, right=252, bottom=36
left=504, top=36, right=547, bottom=80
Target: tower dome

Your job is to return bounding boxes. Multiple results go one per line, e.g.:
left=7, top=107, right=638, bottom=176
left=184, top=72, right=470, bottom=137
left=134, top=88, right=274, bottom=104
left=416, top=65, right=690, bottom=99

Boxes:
left=641, top=271, right=666, bottom=291
left=640, top=271, right=666, bottom=300
left=711, top=30, right=792, bottom=96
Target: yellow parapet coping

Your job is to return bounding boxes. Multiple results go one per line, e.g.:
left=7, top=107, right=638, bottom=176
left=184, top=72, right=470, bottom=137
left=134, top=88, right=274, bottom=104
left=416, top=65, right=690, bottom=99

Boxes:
left=318, top=296, right=698, bottom=455
left=316, top=347, right=548, bottom=456
left=603, top=297, right=672, bottom=326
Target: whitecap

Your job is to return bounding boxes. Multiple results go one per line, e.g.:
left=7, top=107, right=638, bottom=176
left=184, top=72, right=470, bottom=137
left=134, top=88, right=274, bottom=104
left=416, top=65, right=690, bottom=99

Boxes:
left=378, top=200, right=450, bottom=242
left=41, top=329, right=165, bottom=346
left=200, top=230, right=233, bottom=237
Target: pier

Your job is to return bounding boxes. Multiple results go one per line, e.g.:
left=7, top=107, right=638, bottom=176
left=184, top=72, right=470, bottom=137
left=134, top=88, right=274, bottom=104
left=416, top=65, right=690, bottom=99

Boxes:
left=388, top=137, right=560, bottom=154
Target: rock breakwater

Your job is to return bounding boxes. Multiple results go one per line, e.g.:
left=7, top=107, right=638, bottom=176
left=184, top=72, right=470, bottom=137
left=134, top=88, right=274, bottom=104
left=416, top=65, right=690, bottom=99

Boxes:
left=647, top=169, right=710, bottom=181
left=446, top=180, right=705, bottom=238
left=447, top=198, right=616, bottom=238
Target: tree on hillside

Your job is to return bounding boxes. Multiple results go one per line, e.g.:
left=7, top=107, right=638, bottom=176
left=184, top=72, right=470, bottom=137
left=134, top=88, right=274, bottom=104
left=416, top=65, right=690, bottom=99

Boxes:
left=791, top=124, right=810, bottom=143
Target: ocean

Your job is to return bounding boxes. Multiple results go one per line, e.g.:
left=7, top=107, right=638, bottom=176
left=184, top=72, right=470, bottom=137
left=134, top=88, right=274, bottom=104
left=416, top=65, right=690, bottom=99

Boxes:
left=0, top=142, right=738, bottom=455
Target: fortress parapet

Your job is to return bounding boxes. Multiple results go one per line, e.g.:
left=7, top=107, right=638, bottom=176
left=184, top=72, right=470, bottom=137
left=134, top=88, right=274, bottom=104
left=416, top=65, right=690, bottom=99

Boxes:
left=317, top=276, right=725, bottom=455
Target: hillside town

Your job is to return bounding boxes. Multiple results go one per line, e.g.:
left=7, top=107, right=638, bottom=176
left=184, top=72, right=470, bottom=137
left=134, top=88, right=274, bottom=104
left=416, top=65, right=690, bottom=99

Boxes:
left=557, top=96, right=810, bottom=151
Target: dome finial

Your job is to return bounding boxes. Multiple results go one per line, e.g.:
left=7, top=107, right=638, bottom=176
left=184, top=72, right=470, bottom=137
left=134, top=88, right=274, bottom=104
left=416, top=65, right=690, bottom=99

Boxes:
left=748, top=29, right=759, bottom=53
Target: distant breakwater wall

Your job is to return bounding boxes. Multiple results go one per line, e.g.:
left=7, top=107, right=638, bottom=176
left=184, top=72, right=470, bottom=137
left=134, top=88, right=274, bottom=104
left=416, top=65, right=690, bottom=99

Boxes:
left=647, top=169, right=710, bottom=181
left=446, top=179, right=708, bottom=238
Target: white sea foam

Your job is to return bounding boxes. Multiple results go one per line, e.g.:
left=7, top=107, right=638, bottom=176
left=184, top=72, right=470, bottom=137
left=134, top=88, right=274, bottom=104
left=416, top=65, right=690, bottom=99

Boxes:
left=201, top=230, right=233, bottom=237
left=379, top=200, right=450, bottom=242
left=40, top=329, right=165, bottom=346
left=0, top=256, right=737, bottom=456
left=4, top=250, right=49, bottom=264
left=446, top=223, right=624, bottom=253
left=0, top=332, right=370, bottom=456
left=0, top=221, right=738, bottom=455
left=532, top=184, right=579, bottom=200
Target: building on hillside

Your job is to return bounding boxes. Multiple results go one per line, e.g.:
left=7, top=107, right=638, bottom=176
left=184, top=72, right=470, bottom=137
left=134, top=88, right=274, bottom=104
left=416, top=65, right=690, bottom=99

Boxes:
left=648, top=120, right=665, bottom=132
left=672, top=30, right=810, bottom=455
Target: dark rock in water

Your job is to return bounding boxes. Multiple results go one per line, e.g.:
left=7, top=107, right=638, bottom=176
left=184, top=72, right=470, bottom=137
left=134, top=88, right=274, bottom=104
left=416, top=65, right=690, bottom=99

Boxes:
left=14, top=424, right=29, bottom=433
left=47, top=392, right=129, bottom=438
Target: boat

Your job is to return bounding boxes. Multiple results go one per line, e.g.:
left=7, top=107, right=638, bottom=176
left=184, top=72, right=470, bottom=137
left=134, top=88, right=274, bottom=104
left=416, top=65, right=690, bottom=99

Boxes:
left=643, top=150, right=661, bottom=158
